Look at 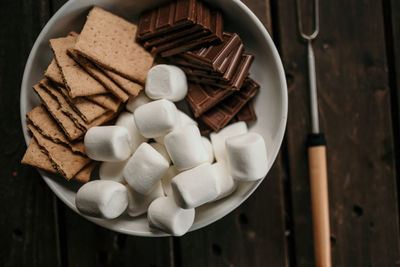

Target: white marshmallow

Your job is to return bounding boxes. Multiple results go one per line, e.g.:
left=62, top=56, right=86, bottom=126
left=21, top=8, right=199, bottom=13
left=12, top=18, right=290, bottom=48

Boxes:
left=134, top=99, right=179, bottom=138
left=150, top=142, right=171, bottom=165
left=202, top=137, right=214, bottom=163
left=84, top=126, right=132, bottom=162
left=164, top=125, right=209, bottom=171
left=116, top=112, right=148, bottom=152
left=148, top=196, right=195, bottom=236
left=171, top=163, right=220, bottom=209
left=99, top=160, right=128, bottom=183
left=145, top=65, right=188, bottom=102
left=161, top=165, right=180, bottom=196
left=126, top=91, right=152, bottom=113
left=75, top=180, right=128, bottom=219
left=212, top=162, right=237, bottom=200
left=210, top=122, right=248, bottom=163
left=123, top=143, right=169, bottom=195
left=153, top=111, right=196, bottom=145
left=126, top=182, right=164, bottom=217
left=178, top=110, right=197, bottom=127
left=226, top=132, right=268, bottom=181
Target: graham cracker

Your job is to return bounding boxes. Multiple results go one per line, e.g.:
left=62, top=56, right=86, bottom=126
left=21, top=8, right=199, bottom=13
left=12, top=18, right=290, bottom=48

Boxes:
left=44, top=59, right=120, bottom=113
left=27, top=105, right=86, bottom=155
left=28, top=124, right=92, bottom=180
left=68, top=49, right=129, bottom=102
left=74, top=6, right=154, bottom=84
left=88, top=94, right=121, bottom=112
left=33, top=82, right=84, bottom=141
left=57, top=85, right=108, bottom=123
left=45, top=59, right=64, bottom=86
left=40, top=79, right=88, bottom=131
left=50, top=34, right=109, bottom=98
left=101, top=67, right=143, bottom=97
left=41, top=79, right=119, bottom=131
left=74, top=163, right=95, bottom=183
left=22, top=138, right=58, bottom=173
left=21, top=138, right=93, bottom=183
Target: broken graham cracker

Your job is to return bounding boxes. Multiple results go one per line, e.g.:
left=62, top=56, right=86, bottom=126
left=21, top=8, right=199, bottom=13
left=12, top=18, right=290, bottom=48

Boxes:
left=74, top=6, right=154, bottom=84
left=67, top=49, right=129, bottom=102
left=40, top=80, right=119, bottom=132
left=87, top=94, right=121, bottom=112
left=57, top=85, right=108, bottom=123
left=50, top=34, right=109, bottom=98
left=27, top=105, right=86, bottom=155
left=33, top=82, right=85, bottom=141
left=44, top=59, right=121, bottom=112
left=45, top=59, right=64, bottom=86
left=22, top=138, right=93, bottom=183
left=28, top=125, right=92, bottom=180
left=100, top=67, right=143, bottom=97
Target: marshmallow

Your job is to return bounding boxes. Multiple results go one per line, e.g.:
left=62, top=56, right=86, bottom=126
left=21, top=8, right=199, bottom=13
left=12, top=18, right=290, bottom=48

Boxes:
left=148, top=196, right=195, bottom=236
left=226, top=132, right=268, bottom=181
left=149, top=142, right=171, bottom=165
left=171, top=163, right=220, bottom=209
left=123, top=143, right=169, bottom=195
left=126, top=91, right=152, bottom=113
left=99, top=160, right=128, bottom=183
left=75, top=180, right=128, bottom=219
left=164, top=125, right=209, bottom=171
left=178, top=110, right=197, bottom=127
left=126, top=181, right=164, bottom=217
left=161, top=165, right=180, bottom=196
left=202, top=137, right=214, bottom=163
left=212, top=162, right=237, bottom=200
left=210, top=122, right=248, bottom=163
left=145, top=65, right=188, bottom=102
left=84, top=126, right=132, bottom=162
left=153, top=111, right=196, bottom=145
left=134, top=99, right=179, bottom=138
left=116, top=112, right=148, bottom=151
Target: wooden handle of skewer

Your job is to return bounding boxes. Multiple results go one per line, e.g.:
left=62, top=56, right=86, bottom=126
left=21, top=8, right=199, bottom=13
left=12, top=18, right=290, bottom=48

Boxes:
left=307, top=133, right=331, bottom=267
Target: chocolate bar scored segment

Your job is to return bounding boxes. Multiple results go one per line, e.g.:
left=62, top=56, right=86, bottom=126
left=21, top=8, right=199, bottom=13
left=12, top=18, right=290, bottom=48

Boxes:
left=137, top=0, right=197, bottom=41
left=236, top=101, right=257, bottom=122
left=187, top=53, right=254, bottom=90
left=143, top=0, right=211, bottom=49
left=159, top=13, right=224, bottom=57
left=199, top=78, right=260, bottom=132
left=186, top=83, right=236, bottom=117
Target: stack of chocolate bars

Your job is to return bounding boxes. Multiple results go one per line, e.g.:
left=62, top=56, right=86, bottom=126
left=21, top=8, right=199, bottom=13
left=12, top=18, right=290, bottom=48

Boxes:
left=137, top=0, right=259, bottom=134
left=22, top=7, right=154, bottom=182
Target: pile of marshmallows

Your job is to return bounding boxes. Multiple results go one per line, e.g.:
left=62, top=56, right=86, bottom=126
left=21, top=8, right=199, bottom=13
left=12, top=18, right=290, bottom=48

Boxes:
left=76, top=65, right=268, bottom=236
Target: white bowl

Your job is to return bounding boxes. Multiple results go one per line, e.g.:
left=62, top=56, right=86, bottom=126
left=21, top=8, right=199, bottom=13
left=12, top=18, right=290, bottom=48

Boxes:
left=20, top=0, right=287, bottom=236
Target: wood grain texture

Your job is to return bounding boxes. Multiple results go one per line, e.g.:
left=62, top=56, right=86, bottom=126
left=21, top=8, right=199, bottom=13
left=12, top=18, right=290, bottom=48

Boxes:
left=0, top=0, right=61, bottom=266
left=176, top=1, right=289, bottom=266
left=275, top=0, right=400, bottom=266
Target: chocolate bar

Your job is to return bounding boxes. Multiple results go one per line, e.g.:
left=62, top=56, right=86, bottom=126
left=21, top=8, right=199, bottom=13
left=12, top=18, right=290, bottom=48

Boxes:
left=178, top=33, right=241, bottom=71
left=236, top=101, right=257, bottom=122
left=198, top=78, right=259, bottom=132
left=187, top=53, right=254, bottom=90
left=137, top=0, right=223, bottom=56
left=186, top=82, right=235, bottom=117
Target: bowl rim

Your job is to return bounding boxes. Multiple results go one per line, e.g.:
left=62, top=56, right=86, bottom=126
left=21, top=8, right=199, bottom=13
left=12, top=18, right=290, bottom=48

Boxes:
left=20, top=0, right=288, bottom=237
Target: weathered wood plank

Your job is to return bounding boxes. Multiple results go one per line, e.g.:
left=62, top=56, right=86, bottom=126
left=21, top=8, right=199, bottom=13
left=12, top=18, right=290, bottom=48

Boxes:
left=0, top=0, right=61, bottom=266
left=176, top=1, right=289, bottom=266
left=276, top=0, right=400, bottom=265
left=47, top=1, right=174, bottom=266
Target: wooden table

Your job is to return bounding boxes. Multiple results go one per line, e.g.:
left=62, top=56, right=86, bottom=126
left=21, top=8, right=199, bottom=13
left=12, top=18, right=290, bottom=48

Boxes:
left=1, top=0, right=400, bottom=266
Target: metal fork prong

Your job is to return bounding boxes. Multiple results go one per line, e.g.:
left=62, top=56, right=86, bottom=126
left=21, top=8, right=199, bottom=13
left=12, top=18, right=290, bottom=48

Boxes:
left=296, top=0, right=319, bottom=40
